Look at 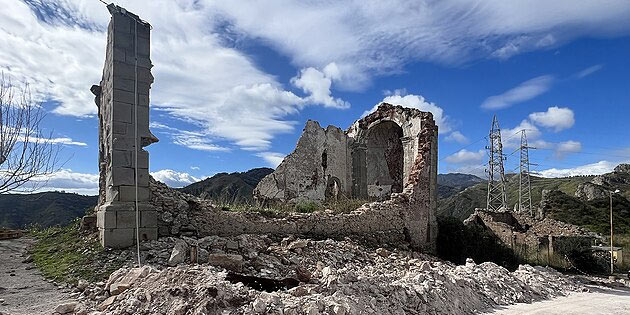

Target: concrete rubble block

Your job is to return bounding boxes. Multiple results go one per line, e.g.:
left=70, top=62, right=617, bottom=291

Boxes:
left=118, top=185, right=150, bottom=202
left=112, top=102, right=132, bottom=123
left=207, top=254, right=243, bottom=272
left=99, top=296, right=117, bottom=311
left=138, top=227, right=158, bottom=241
left=140, top=210, right=158, bottom=228
left=116, top=210, right=139, bottom=229
left=112, top=122, right=131, bottom=136
left=54, top=302, right=78, bottom=314
left=96, top=210, right=117, bottom=229
left=100, top=228, right=135, bottom=248
left=111, top=166, right=149, bottom=187
left=168, top=240, right=188, bottom=266
left=112, top=14, right=131, bottom=33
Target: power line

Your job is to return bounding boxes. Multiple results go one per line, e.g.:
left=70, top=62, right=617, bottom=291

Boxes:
left=486, top=115, right=508, bottom=212
left=518, top=130, right=534, bottom=217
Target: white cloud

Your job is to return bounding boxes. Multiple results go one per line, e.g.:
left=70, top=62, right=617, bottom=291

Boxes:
left=445, top=149, right=485, bottom=164
left=291, top=63, right=350, bottom=109
left=528, top=106, right=575, bottom=132
left=0, top=0, right=347, bottom=153
left=364, top=91, right=451, bottom=133
left=576, top=64, right=603, bottom=79
left=27, top=169, right=99, bottom=195
left=256, top=152, right=285, bottom=168
left=481, top=75, right=554, bottom=109
left=47, top=137, right=87, bottom=146
left=210, top=1, right=630, bottom=87
left=190, top=166, right=200, bottom=170
left=538, top=160, right=626, bottom=178
left=445, top=131, right=468, bottom=144
left=554, top=140, right=582, bottom=158
left=150, top=121, right=229, bottom=152
left=500, top=119, right=542, bottom=148
left=150, top=169, right=200, bottom=188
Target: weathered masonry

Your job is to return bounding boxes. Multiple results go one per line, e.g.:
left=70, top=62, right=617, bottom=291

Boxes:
left=92, top=5, right=158, bottom=248
left=254, top=103, right=437, bottom=204
left=253, top=103, right=439, bottom=250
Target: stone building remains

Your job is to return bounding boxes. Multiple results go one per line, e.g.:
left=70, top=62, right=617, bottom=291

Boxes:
left=254, top=103, right=437, bottom=204
left=92, top=5, right=158, bottom=248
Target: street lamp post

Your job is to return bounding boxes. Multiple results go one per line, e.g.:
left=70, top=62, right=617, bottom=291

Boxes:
left=609, top=189, right=620, bottom=275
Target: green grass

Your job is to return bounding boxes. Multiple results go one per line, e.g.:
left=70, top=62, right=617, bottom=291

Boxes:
left=219, top=198, right=370, bottom=216
left=29, top=220, right=124, bottom=284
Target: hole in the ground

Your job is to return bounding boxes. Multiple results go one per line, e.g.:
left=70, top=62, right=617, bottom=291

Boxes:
left=225, top=272, right=299, bottom=292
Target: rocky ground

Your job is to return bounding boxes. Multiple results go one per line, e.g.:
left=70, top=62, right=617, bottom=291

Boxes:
left=48, top=234, right=616, bottom=315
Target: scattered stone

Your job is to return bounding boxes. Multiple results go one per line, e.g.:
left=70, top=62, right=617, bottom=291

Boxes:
left=287, top=240, right=309, bottom=250
left=168, top=240, right=188, bottom=266
left=207, top=254, right=243, bottom=272
left=376, top=248, right=390, bottom=257
left=99, top=296, right=116, bottom=311
left=54, top=302, right=77, bottom=314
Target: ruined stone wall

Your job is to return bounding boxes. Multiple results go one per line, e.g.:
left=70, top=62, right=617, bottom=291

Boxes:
left=252, top=103, right=438, bottom=251
left=254, top=121, right=350, bottom=204
left=93, top=5, right=158, bottom=248
left=465, top=210, right=596, bottom=268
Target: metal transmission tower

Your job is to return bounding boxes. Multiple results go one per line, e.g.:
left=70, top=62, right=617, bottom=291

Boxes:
left=518, top=130, right=535, bottom=216
left=486, top=115, right=508, bottom=212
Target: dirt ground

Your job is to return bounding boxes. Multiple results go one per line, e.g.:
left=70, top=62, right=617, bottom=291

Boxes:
left=487, top=285, right=630, bottom=315
left=0, top=237, right=71, bottom=315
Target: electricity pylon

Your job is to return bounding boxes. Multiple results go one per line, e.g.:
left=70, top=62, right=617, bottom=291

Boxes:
left=486, top=115, right=508, bottom=212
left=518, top=130, right=535, bottom=216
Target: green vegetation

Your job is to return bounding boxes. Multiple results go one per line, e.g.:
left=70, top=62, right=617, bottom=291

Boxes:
left=219, top=198, right=370, bottom=216
left=0, top=191, right=97, bottom=229
left=180, top=167, right=274, bottom=204
left=438, top=174, right=595, bottom=220
left=29, top=221, right=124, bottom=284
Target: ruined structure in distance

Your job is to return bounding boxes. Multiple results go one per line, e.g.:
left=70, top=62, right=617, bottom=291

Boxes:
left=255, top=103, right=438, bottom=204
left=254, top=103, right=439, bottom=250
left=92, top=5, right=158, bottom=248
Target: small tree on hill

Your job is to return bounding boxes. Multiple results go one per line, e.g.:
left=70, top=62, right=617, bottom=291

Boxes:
left=0, top=74, right=62, bottom=194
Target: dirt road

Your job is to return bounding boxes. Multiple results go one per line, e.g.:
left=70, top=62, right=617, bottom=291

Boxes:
left=0, top=237, right=71, bottom=315
left=487, top=286, right=630, bottom=315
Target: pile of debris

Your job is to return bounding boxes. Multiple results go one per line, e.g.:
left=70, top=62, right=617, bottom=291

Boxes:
left=73, top=235, right=584, bottom=315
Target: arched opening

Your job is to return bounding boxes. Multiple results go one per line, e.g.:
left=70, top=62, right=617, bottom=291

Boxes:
left=365, top=121, right=404, bottom=199
left=325, top=176, right=341, bottom=202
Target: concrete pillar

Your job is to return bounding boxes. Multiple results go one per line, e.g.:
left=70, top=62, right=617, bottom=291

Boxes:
left=92, top=5, right=158, bottom=249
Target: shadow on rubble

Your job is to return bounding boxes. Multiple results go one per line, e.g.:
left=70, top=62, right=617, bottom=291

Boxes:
left=225, top=272, right=300, bottom=292
left=436, top=217, right=519, bottom=271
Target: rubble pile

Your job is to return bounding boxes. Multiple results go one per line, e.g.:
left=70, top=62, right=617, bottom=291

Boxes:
left=76, top=235, right=584, bottom=315
left=150, top=177, right=214, bottom=237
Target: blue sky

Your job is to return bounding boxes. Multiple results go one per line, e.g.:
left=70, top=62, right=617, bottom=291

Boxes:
left=1, top=0, right=629, bottom=194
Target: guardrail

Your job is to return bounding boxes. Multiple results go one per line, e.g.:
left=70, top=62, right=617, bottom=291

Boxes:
left=0, top=229, right=24, bottom=240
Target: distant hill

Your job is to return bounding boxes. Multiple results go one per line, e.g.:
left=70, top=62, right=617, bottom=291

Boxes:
left=0, top=192, right=97, bottom=229
left=437, top=173, right=485, bottom=198
left=179, top=167, right=274, bottom=204
left=438, top=164, right=630, bottom=230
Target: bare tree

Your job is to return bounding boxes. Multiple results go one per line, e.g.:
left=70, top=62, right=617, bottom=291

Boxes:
left=0, top=74, right=62, bottom=194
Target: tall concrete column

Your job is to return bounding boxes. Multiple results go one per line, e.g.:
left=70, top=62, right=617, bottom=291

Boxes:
left=92, top=4, right=158, bottom=248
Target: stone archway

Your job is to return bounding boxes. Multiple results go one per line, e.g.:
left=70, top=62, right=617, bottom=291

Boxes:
left=365, top=121, right=404, bottom=199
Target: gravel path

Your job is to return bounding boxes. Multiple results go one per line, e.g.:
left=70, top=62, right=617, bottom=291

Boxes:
left=0, top=238, right=71, bottom=315
left=487, top=286, right=630, bottom=315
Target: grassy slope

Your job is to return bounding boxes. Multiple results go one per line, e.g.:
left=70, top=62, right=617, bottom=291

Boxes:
left=30, top=222, right=125, bottom=284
